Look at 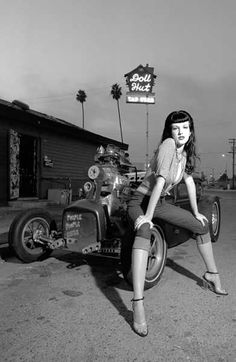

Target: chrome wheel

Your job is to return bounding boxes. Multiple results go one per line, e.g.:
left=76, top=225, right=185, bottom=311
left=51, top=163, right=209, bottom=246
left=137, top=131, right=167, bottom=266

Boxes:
left=211, top=201, right=220, bottom=238
left=21, top=217, right=50, bottom=255
left=144, top=225, right=167, bottom=288
left=9, top=209, right=54, bottom=263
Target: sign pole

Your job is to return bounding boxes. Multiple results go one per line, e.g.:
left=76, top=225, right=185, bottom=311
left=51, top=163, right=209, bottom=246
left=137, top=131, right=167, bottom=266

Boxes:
left=124, top=64, right=157, bottom=171
left=145, top=104, right=149, bottom=170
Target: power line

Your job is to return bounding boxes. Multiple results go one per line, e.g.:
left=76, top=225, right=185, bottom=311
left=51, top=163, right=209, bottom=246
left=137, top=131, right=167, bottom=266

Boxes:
left=20, top=82, right=128, bottom=103
left=24, top=93, right=74, bottom=101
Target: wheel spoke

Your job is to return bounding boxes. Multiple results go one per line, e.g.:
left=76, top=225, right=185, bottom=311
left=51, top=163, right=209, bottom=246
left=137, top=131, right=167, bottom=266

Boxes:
left=21, top=217, right=50, bottom=253
left=27, top=223, right=34, bottom=234
left=24, top=235, right=32, bottom=242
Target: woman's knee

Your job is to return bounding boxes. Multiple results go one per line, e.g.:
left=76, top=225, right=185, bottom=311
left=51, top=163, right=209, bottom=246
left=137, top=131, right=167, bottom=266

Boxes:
left=194, top=219, right=209, bottom=236
left=136, top=222, right=152, bottom=239
left=133, top=223, right=152, bottom=251
left=193, top=220, right=210, bottom=244
left=196, top=232, right=211, bottom=245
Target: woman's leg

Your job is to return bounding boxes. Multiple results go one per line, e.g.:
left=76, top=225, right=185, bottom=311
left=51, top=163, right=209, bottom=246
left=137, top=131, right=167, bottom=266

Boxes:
left=196, top=234, right=227, bottom=293
left=131, top=228, right=151, bottom=336
left=153, top=200, right=227, bottom=293
left=127, top=192, right=152, bottom=335
left=132, top=246, right=149, bottom=300
left=196, top=233, right=217, bottom=272
left=132, top=247, right=148, bottom=324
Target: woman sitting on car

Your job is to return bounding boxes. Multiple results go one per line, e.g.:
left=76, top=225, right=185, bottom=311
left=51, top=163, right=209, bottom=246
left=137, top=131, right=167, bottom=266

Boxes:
left=128, top=110, right=228, bottom=337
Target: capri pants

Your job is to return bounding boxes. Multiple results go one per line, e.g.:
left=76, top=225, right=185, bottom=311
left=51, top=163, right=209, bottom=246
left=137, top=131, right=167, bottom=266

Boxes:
left=127, top=190, right=210, bottom=252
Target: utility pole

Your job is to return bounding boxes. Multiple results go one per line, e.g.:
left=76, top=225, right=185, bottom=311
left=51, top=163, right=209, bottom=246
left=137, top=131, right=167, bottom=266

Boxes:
left=145, top=104, right=149, bottom=170
left=229, top=138, right=236, bottom=189
left=211, top=168, right=215, bottom=183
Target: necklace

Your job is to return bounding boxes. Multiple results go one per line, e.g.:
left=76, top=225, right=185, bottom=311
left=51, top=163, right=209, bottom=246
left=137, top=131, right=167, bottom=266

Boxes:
left=176, top=149, right=183, bottom=162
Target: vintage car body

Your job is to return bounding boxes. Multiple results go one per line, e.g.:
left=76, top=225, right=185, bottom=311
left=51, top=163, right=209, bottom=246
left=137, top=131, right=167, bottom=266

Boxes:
left=9, top=144, right=221, bottom=289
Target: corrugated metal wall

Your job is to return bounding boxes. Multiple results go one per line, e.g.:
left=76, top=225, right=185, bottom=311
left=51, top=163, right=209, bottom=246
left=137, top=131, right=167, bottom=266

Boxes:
left=42, top=133, right=95, bottom=178
left=40, top=131, right=98, bottom=198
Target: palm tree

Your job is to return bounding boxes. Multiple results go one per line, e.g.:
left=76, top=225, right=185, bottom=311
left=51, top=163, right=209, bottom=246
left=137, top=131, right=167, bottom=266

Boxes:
left=76, top=90, right=87, bottom=128
left=110, top=83, right=124, bottom=143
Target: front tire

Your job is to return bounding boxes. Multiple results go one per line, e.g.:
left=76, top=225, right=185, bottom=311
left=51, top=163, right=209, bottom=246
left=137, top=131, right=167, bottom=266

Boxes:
left=9, top=208, right=55, bottom=263
left=120, top=225, right=167, bottom=290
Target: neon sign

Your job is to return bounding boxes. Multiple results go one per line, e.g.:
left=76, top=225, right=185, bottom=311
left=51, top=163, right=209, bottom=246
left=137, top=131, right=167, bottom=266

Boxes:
left=126, top=93, right=155, bottom=104
left=129, top=73, right=152, bottom=92
left=124, top=64, right=156, bottom=104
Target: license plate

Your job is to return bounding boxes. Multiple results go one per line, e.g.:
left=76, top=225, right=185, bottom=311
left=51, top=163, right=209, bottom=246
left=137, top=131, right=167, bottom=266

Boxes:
left=63, top=211, right=97, bottom=243
left=64, top=212, right=82, bottom=238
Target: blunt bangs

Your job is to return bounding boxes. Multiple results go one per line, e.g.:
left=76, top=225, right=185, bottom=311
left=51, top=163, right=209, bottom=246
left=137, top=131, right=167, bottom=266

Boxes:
left=169, top=110, right=192, bottom=125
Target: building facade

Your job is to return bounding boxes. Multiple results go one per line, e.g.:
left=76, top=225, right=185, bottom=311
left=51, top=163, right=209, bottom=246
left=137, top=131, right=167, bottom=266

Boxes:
left=0, top=99, right=128, bottom=206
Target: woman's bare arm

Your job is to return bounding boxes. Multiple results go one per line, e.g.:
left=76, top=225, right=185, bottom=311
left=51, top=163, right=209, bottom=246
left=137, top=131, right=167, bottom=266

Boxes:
left=144, top=176, right=165, bottom=220
left=184, top=173, right=208, bottom=226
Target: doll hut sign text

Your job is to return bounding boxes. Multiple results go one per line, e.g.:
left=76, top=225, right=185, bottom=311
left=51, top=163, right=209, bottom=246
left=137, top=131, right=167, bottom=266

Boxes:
left=124, top=64, right=156, bottom=104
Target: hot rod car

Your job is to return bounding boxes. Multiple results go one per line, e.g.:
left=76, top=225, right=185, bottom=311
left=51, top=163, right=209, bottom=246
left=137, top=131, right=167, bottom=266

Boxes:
left=9, top=144, right=221, bottom=290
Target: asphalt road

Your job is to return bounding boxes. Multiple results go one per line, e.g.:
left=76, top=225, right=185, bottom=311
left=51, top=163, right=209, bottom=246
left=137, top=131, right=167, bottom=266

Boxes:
left=0, top=191, right=235, bottom=362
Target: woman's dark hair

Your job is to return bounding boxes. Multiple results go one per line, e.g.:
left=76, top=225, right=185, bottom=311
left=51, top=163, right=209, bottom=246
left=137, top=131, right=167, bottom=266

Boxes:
left=160, top=110, right=198, bottom=174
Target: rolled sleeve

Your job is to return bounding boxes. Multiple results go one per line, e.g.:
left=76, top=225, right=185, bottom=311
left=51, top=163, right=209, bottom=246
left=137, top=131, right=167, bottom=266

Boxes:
left=155, top=138, right=175, bottom=179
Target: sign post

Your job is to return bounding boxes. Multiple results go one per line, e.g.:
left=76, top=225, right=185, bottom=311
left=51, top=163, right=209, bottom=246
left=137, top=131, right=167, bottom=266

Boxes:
left=124, top=64, right=156, bottom=169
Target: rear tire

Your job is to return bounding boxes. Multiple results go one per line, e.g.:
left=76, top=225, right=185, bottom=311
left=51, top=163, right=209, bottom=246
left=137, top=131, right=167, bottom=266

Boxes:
left=9, top=208, right=55, bottom=263
left=198, top=196, right=221, bottom=242
left=120, top=225, right=167, bottom=290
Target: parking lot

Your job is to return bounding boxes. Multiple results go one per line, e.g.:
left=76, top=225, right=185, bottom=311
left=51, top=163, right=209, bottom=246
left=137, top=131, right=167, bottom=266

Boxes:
left=0, top=190, right=236, bottom=362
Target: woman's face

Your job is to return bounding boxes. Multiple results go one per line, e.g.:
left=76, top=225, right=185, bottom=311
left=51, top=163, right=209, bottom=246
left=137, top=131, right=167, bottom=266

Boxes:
left=171, top=121, right=191, bottom=148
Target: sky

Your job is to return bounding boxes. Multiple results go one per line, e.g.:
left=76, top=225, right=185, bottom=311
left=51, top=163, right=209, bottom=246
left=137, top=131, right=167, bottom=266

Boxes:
left=1, top=0, right=236, bottom=178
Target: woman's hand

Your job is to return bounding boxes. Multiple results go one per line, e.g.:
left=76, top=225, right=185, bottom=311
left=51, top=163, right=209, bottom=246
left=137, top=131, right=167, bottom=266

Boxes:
left=134, top=215, right=154, bottom=231
left=194, top=212, right=208, bottom=227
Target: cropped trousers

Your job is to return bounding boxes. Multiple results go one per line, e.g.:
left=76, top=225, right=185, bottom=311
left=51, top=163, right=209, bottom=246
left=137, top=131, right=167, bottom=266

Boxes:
left=127, top=190, right=210, bottom=251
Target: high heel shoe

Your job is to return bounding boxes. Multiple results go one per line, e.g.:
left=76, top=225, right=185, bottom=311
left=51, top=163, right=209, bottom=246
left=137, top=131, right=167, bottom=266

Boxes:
left=202, top=271, right=228, bottom=296
left=131, top=297, right=148, bottom=337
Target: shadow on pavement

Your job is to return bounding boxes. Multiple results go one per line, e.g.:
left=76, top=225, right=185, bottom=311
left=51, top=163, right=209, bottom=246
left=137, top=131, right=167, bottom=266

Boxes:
left=56, top=252, right=133, bottom=329
left=0, top=244, right=22, bottom=263
left=166, top=257, right=203, bottom=287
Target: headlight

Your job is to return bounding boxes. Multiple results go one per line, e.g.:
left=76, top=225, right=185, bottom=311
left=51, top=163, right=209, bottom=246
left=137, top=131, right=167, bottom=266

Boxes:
left=88, top=165, right=100, bottom=179
left=84, top=181, right=92, bottom=192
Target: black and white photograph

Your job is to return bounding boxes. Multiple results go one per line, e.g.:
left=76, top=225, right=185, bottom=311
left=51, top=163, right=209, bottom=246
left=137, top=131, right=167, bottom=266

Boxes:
left=0, top=1, right=235, bottom=361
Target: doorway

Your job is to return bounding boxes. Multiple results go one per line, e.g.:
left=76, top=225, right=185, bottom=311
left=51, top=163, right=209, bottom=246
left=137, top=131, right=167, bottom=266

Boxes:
left=9, top=130, right=38, bottom=199
left=19, top=134, right=38, bottom=197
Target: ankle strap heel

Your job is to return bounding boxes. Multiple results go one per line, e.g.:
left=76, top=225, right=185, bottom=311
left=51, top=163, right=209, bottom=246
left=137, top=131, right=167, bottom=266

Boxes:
left=131, top=297, right=144, bottom=302
left=202, top=272, right=228, bottom=296
left=131, top=297, right=148, bottom=337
